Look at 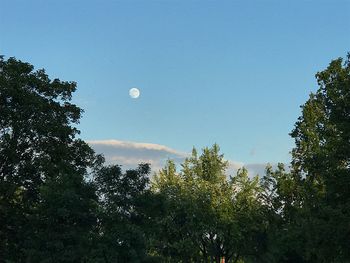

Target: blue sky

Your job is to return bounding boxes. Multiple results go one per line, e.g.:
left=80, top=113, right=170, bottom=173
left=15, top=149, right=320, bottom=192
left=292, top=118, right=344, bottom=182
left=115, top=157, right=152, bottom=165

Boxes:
left=1, top=0, right=349, bottom=172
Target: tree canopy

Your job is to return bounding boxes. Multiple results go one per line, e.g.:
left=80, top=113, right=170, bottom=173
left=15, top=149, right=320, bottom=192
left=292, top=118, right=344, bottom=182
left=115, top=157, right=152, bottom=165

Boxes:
left=151, top=145, right=267, bottom=262
left=1, top=54, right=349, bottom=262
left=0, top=56, right=99, bottom=262
left=290, top=54, right=350, bottom=262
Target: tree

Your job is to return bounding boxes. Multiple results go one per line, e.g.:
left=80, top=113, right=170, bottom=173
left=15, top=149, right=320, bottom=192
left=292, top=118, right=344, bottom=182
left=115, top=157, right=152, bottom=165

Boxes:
left=290, top=54, right=350, bottom=262
left=152, top=145, right=267, bottom=263
left=260, top=164, right=306, bottom=263
left=0, top=56, right=100, bottom=262
left=93, top=163, right=154, bottom=263
left=27, top=173, right=99, bottom=263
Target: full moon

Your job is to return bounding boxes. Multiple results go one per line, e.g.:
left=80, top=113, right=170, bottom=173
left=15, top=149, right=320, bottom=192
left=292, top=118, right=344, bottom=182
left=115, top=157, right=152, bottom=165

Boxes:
left=129, top=88, right=140, bottom=99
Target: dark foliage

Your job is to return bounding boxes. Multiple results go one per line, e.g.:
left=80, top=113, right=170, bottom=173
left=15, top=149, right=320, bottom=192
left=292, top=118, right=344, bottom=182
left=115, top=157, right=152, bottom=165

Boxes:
left=0, top=54, right=349, bottom=262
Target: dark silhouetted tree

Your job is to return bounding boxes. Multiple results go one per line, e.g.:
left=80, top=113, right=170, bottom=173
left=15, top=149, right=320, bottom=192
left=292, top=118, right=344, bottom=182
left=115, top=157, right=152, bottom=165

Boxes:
left=93, top=163, right=154, bottom=263
left=0, top=56, right=100, bottom=262
left=288, top=54, right=350, bottom=262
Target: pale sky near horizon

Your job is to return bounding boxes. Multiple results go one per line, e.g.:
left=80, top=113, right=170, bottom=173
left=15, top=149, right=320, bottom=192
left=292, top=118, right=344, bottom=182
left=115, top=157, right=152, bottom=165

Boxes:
left=1, top=0, right=349, bottom=172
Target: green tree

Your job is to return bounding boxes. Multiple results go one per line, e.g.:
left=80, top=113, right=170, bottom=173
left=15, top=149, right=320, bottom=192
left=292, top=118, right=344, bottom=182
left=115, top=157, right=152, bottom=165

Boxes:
left=260, top=164, right=305, bottom=263
left=0, top=56, right=100, bottom=262
left=93, top=163, right=154, bottom=263
left=290, top=54, right=350, bottom=262
left=152, top=145, right=267, bottom=263
left=27, top=173, right=99, bottom=263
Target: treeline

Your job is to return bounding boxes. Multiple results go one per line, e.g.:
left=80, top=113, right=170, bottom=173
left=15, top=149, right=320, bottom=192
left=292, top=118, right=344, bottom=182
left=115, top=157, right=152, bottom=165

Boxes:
left=0, top=55, right=349, bottom=263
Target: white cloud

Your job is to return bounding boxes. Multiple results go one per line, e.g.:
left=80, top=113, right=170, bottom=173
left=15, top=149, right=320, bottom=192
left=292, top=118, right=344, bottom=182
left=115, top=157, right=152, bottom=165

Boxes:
left=88, top=139, right=289, bottom=176
left=227, top=160, right=244, bottom=172
left=228, top=160, right=291, bottom=178
left=87, top=139, right=188, bottom=172
left=228, top=161, right=265, bottom=177
left=88, top=140, right=186, bottom=156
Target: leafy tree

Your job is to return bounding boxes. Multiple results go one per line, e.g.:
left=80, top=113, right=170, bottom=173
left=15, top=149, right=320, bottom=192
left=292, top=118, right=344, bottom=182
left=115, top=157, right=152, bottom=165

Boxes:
left=93, top=163, right=154, bottom=263
left=152, top=145, right=267, bottom=263
left=0, top=56, right=99, bottom=262
left=260, top=164, right=306, bottom=263
left=290, top=54, right=350, bottom=262
left=27, top=173, right=99, bottom=263
left=3, top=52, right=348, bottom=263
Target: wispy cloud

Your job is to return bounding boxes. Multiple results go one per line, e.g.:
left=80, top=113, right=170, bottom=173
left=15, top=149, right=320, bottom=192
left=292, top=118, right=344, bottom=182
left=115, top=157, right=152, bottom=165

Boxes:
left=88, top=139, right=289, bottom=176
left=88, top=139, right=188, bottom=171
left=228, top=161, right=290, bottom=177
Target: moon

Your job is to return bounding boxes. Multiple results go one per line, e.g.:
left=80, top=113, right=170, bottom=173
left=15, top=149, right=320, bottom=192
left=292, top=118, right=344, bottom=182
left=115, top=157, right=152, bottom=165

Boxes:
left=129, top=88, right=140, bottom=99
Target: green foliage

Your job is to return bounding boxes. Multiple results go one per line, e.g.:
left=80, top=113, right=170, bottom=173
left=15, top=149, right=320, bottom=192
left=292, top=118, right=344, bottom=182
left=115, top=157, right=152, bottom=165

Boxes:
left=0, top=56, right=100, bottom=262
left=260, top=164, right=306, bottom=263
left=1, top=53, right=349, bottom=263
left=290, top=54, right=350, bottom=262
left=152, top=145, right=267, bottom=263
left=92, top=163, right=153, bottom=262
left=27, top=174, right=98, bottom=262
